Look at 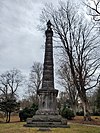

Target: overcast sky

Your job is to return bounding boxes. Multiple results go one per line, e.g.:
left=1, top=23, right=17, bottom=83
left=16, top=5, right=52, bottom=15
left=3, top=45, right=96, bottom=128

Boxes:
left=0, top=0, right=44, bottom=76
left=0, top=0, right=86, bottom=98
left=0, top=0, right=83, bottom=77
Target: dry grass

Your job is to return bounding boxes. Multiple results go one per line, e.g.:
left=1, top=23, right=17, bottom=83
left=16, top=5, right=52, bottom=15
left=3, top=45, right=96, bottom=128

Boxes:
left=0, top=115, right=100, bottom=133
left=69, top=116, right=100, bottom=126
left=0, top=122, right=100, bottom=133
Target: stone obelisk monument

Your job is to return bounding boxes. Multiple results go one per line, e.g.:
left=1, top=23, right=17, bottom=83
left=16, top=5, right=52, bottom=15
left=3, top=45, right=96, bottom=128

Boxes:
left=25, top=20, right=68, bottom=127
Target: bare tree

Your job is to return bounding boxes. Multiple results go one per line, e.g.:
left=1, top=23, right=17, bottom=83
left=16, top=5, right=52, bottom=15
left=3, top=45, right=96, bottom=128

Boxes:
left=57, top=62, right=78, bottom=115
left=57, top=91, right=69, bottom=113
left=85, top=0, right=100, bottom=21
left=40, top=1, right=100, bottom=120
left=26, top=62, right=43, bottom=104
left=84, top=0, right=100, bottom=30
left=95, top=82, right=100, bottom=111
left=0, top=69, right=24, bottom=122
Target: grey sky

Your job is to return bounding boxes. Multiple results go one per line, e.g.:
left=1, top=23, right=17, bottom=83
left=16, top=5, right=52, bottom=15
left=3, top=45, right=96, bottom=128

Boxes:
left=0, top=0, right=45, bottom=74
left=0, top=0, right=82, bottom=75
left=0, top=0, right=84, bottom=97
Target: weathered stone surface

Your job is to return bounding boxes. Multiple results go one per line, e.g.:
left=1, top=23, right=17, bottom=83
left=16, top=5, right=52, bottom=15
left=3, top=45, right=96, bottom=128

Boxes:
left=24, top=20, right=69, bottom=128
left=25, top=116, right=68, bottom=128
left=27, top=115, right=61, bottom=123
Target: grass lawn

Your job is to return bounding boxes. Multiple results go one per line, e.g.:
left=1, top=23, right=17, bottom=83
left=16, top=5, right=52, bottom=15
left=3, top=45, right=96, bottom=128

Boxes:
left=0, top=122, right=100, bottom=133
left=0, top=116, right=100, bottom=133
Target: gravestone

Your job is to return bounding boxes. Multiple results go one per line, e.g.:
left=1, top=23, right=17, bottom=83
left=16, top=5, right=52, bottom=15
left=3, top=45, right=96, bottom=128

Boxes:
left=24, top=20, right=68, bottom=127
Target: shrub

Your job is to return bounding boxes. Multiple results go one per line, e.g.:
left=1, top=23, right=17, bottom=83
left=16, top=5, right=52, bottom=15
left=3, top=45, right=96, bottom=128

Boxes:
left=61, top=107, right=75, bottom=120
left=76, top=111, right=84, bottom=116
left=19, top=103, right=38, bottom=121
left=92, top=111, right=100, bottom=116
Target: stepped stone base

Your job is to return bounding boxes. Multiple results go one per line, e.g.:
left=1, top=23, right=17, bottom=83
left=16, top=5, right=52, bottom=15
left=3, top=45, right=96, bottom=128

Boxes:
left=24, top=114, right=69, bottom=128
left=24, top=21, right=70, bottom=128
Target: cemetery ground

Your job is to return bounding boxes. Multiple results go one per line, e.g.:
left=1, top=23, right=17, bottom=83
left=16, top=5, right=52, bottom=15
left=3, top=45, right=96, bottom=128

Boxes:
left=0, top=115, right=100, bottom=133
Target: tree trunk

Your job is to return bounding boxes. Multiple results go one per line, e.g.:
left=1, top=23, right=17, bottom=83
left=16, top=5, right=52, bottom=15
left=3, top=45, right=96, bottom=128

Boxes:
left=72, top=104, right=77, bottom=116
left=82, top=101, right=91, bottom=121
left=6, top=112, right=11, bottom=123
left=6, top=112, right=8, bottom=122
left=8, top=112, right=11, bottom=123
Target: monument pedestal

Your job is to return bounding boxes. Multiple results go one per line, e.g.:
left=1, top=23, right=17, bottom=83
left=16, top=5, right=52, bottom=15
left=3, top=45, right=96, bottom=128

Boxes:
left=24, top=89, right=68, bottom=127
left=24, top=20, right=69, bottom=128
left=25, top=115, right=68, bottom=127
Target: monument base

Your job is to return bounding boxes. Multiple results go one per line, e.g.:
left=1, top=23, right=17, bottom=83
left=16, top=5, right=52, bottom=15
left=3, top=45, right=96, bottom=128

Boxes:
left=24, top=114, right=69, bottom=128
